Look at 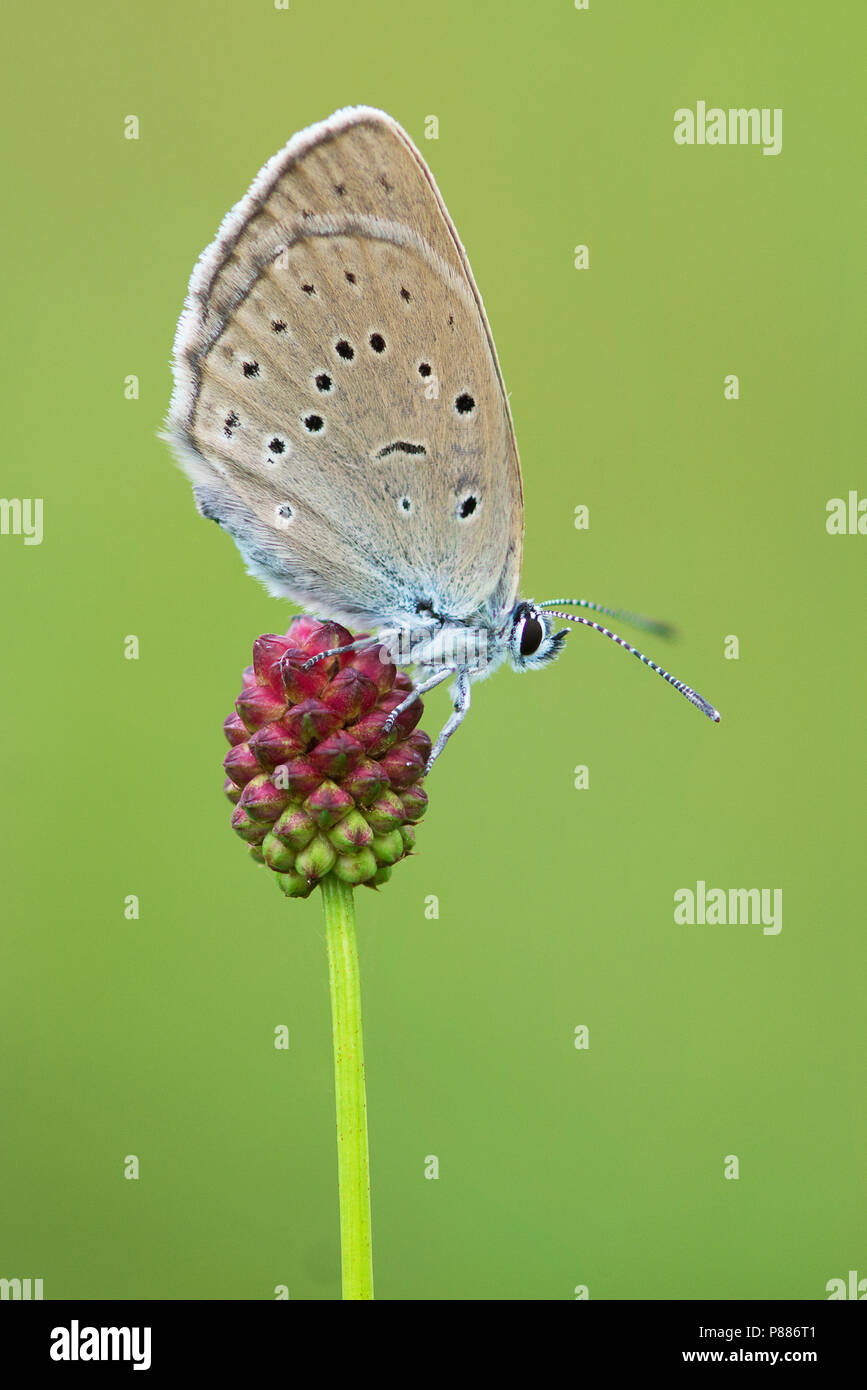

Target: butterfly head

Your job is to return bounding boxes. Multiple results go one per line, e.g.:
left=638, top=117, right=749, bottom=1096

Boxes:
left=505, top=601, right=569, bottom=671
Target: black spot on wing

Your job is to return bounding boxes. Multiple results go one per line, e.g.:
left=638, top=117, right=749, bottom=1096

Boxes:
left=375, top=441, right=427, bottom=459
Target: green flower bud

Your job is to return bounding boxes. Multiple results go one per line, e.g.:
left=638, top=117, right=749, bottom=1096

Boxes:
left=262, top=832, right=298, bottom=873
left=295, top=833, right=338, bottom=882
left=364, top=790, right=406, bottom=834
left=327, top=809, right=374, bottom=853
left=332, top=848, right=379, bottom=886
left=276, top=869, right=315, bottom=899
left=370, top=829, right=405, bottom=866
left=272, top=805, right=317, bottom=851
left=363, top=866, right=393, bottom=890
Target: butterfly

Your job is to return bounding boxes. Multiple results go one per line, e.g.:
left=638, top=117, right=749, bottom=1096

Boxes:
left=164, top=106, right=719, bottom=772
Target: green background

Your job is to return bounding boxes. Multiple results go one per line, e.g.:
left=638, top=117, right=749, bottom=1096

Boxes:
left=2, top=0, right=862, bottom=1300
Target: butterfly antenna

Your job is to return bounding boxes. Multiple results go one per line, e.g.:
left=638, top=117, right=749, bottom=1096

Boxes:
left=538, top=598, right=676, bottom=639
left=547, top=612, right=720, bottom=722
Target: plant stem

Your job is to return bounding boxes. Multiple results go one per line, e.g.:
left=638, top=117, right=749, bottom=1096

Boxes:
left=321, top=873, right=373, bottom=1300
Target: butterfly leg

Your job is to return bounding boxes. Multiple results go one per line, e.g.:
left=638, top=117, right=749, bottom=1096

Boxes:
left=298, top=632, right=399, bottom=671
left=425, top=669, right=471, bottom=774
left=382, top=666, right=455, bottom=735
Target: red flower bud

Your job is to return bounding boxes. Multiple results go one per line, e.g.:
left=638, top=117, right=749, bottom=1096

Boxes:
left=223, top=616, right=431, bottom=892
left=236, top=683, right=288, bottom=731
left=231, top=805, right=268, bottom=844
left=346, top=708, right=398, bottom=757
left=406, top=729, right=433, bottom=765
left=247, top=720, right=305, bottom=769
left=223, top=712, right=248, bottom=747
left=378, top=744, right=426, bottom=788
left=321, top=667, right=378, bottom=723
left=238, top=774, right=288, bottom=823
left=308, top=730, right=364, bottom=779
left=340, top=758, right=387, bottom=806
left=279, top=652, right=332, bottom=703
left=253, top=633, right=296, bottom=690
left=224, top=742, right=262, bottom=788
left=286, top=615, right=325, bottom=646
left=304, top=779, right=355, bottom=829
left=400, top=785, right=429, bottom=821
left=273, top=757, right=322, bottom=799
left=348, top=644, right=397, bottom=694
left=378, top=690, right=423, bottom=737
left=299, top=621, right=354, bottom=661
left=282, top=698, right=342, bottom=747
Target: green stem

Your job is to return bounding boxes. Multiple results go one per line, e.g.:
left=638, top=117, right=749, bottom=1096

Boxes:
left=321, top=873, right=373, bottom=1300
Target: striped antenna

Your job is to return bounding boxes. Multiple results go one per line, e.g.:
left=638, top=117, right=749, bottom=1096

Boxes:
left=537, top=598, right=676, bottom=639
left=546, top=611, right=720, bottom=722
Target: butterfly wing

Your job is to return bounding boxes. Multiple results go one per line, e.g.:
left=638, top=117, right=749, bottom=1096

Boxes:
left=166, top=106, right=523, bottom=629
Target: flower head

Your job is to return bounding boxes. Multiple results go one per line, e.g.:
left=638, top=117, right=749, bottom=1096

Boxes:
left=223, top=618, right=429, bottom=897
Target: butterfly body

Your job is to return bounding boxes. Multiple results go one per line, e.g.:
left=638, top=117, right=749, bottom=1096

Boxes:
left=166, top=107, right=719, bottom=770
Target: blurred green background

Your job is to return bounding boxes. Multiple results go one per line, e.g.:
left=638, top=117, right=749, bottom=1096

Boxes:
left=2, top=0, right=862, bottom=1300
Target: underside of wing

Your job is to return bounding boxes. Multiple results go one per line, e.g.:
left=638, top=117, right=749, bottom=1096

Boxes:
left=165, top=106, right=523, bottom=627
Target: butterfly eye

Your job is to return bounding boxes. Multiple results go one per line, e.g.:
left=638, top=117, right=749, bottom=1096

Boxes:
left=519, top=613, right=544, bottom=657
left=507, top=604, right=565, bottom=670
